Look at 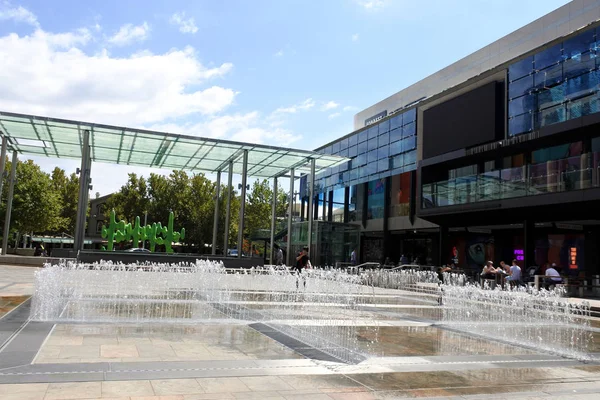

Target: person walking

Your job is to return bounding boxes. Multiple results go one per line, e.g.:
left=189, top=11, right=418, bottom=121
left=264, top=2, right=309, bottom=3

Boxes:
left=350, top=248, right=357, bottom=265
left=294, top=246, right=310, bottom=289
left=273, top=243, right=284, bottom=266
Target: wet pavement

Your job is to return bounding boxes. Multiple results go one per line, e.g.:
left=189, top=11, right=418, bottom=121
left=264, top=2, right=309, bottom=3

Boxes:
left=0, top=264, right=599, bottom=399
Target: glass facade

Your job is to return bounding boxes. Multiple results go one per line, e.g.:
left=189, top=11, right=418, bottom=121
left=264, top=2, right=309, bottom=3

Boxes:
left=508, top=26, right=600, bottom=136
left=314, top=108, right=417, bottom=194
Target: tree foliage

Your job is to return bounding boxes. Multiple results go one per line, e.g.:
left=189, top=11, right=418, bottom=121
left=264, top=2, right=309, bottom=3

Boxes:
left=0, top=159, right=63, bottom=235
left=50, top=167, right=79, bottom=233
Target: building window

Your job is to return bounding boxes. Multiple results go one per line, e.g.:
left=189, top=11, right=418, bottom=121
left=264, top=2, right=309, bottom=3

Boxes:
left=367, top=179, right=385, bottom=220
left=389, top=172, right=411, bottom=217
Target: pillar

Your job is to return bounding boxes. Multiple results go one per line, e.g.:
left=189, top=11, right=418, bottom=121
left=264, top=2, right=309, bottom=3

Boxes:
left=223, top=161, right=233, bottom=255
left=438, top=225, right=449, bottom=266
left=2, top=151, right=18, bottom=255
left=286, top=168, right=295, bottom=266
left=307, top=159, right=315, bottom=252
left=327, top=190, right=333, bottom=222
left=211, top=171, right=221, bottom=255
left=0, top=136, right=7, bottom=203
left=237, top=150, right=248, bottom=259
left=74, top=130, right=91, bottom=253
left=343, top=186, right=350, bottom=223
left=269, top=176, right=277, bottom=264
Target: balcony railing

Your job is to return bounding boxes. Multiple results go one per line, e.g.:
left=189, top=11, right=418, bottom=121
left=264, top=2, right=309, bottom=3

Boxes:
left=422, top=152, right=600, bottom=208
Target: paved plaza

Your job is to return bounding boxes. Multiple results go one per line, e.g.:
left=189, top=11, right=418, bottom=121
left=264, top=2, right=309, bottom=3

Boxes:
left=1, top=265, right=599, bottom=399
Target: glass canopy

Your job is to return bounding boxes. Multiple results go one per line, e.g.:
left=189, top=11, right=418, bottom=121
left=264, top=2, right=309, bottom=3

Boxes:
left=0, top=111, right=348, bottom=177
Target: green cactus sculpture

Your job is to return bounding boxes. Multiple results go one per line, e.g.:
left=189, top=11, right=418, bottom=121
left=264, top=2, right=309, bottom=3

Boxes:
left=101, top=210, right=185, bottom=253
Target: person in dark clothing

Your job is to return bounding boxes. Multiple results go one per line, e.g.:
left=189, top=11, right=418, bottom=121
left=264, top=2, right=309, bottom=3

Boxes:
left=294, top=246, right=310, bottom=288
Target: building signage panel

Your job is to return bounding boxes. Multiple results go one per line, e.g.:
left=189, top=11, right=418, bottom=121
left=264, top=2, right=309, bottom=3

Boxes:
left=365, top=110, right=387, bottom=126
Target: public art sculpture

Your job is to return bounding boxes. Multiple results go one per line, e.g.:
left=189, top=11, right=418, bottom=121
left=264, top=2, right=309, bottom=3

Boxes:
left=101, top=210, right=185, bottom=253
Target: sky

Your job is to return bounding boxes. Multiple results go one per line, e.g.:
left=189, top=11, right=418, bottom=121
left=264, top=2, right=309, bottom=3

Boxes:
left=0, top=0, right=571, bottom=197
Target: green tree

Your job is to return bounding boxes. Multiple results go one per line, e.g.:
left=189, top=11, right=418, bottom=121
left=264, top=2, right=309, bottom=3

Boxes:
left=0, top=159, right=63, bottom=237
left=105, top=173, right=150, bottom=223
left=50, top=167, right=79, bottom=234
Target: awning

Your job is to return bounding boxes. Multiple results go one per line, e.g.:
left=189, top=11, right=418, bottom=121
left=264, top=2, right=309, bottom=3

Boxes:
left=0, top=111, right=348, bottom=178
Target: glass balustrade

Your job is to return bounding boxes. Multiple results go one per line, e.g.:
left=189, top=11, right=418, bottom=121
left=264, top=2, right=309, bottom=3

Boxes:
left=422, top=152, right=600, bottom=208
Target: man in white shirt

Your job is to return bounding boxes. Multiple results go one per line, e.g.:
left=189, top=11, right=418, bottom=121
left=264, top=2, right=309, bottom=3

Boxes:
left=545, top=263, right=562, bottom=288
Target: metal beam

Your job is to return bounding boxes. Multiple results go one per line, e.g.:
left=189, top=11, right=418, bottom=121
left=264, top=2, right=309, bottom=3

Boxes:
left=2, top=151, right=18, bottom=255
left=237, top=150, right=248, bottom=259
left=269, top=176, right=277, bottom=264
left=223, top=160, right=233, bottom=254
left=211, top=170, right=221, bottom=255
left=74, top=130, right=91, bottom=253
left=307, top=158, right=315, bottom=254
left=286, top=168, right=295, bottom=266
left=0, top=136, right=7, bottom=203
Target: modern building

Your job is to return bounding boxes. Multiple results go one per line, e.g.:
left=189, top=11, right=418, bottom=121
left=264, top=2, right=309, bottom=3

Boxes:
left=303, top=0, right=600, bottom=278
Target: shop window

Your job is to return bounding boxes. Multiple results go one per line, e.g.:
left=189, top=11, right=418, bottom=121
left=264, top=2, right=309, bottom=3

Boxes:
left=367, top=179, right=385, bottom=220
left=389, top=172, right=411, bottom=217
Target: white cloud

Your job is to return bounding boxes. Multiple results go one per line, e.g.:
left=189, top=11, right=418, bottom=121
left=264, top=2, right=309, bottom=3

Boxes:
left=274, top=98, right=315, bottom=114
left=150, top=111, right=301, bottom=147
left=328, top=112, right=341, bottom=120
left=0, top=2, right=39, bottom=28
left=356, top=0, right=386, bottom=10
left=351, top=33, right=359, bottom=41
left=321, top=101, right=339, bottom=111
left=108, top=22, right=150, bottom=46
left=343, top=105, right=359, bottom=112
left=274, top=49, right=284, bottom=57
left=0, top=30, right=235, bottom=126
left=170, top=12, right=198, bottom=34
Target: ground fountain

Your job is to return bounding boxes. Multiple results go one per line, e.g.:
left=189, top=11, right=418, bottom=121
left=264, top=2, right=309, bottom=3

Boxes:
left=31, top=261, right=595, bottom=364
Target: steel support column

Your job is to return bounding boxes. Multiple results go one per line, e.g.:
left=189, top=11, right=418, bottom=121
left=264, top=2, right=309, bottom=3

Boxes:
left=237, top=150, right=248, bottom=259
left=286, top=168, right=295, bottom=266
left=223, top=161, right=233, bottom=254
left=211, top=171, right=221, bottom=255
left=269, top=177, right=277, bottom=264
left=2, top=151, right=18, bottom=255
left=74, top=130, right=91, bottom=253
left=0, top=136, right=7, bottom=203
left=307, top=158, right=315, bottom=252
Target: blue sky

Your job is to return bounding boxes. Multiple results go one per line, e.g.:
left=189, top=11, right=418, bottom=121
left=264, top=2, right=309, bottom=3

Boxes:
left=0, top=0, right=571, bottom=196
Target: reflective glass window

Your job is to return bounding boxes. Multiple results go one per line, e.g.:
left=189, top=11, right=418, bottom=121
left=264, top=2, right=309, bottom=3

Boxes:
left=403, top=135, right=416, bottom=151
left=537, top=104, right=566, bottom=128
left=537, top=83, right=565, bottom=110
left=509, top=94, right=534, bottom=117
left=368, top=126, right=378, bottom=140
left=404, top=150, right=417, bottom=165
left=348, top=145, right=358, bottom=157
left=368, top=138, right=378, bottom=151
left=354, top=153, right=367, bottom=166
left=389, top=128, right=402, bottom=142
left=367, top=149, right=378, bottom=163
left=348, top=134, right=358, bottom=146
left=509, top=55, right=534, bottom=81
left=378, top=119, right=390, bottom=134
left=392, top=154, right=404, bottom=169
left=508, top=113, right=533, bottom=136
left=563, top=28, right=595, bottom=58
left=402, top=122, right=415, bottom=138
left=379, top=132, right=389, bottom=147
left=568, top=93, right=600, bottom=119
left=357, top=140, right=368, bottom=154
left=565, top=70, right=599, bottom=100
left=509, top=75, right=534, bottom=99
left=377, top=145, right=389, bottom=160
left=340, top=148, right=349, bottom=158
left=390, top=140, right=402, bottom=155
left=377, top=158, right=389, bottom=173
left=365, top=162, right=377, bottom=176
left=340, top=138, right=349, bottom=150
left=367, top=179, right=385, bottom=219
left=564, top=51, right=596, bottom=79
left=332, top=142, right=340, bottom=153
left=534, top=43, right=563, bottom=70
left=338, top=161, right=348, bottom=172
left=533, top=63, right=563, bottom=88
left=404, top=108, right=416, bottom=123
left=358, top=129, right=368, bottom=143
left=390, top=114, right=402, bottom=130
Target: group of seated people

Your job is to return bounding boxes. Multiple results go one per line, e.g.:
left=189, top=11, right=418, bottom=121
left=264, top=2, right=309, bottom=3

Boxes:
left=480, top=259, right=522, bottom=286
